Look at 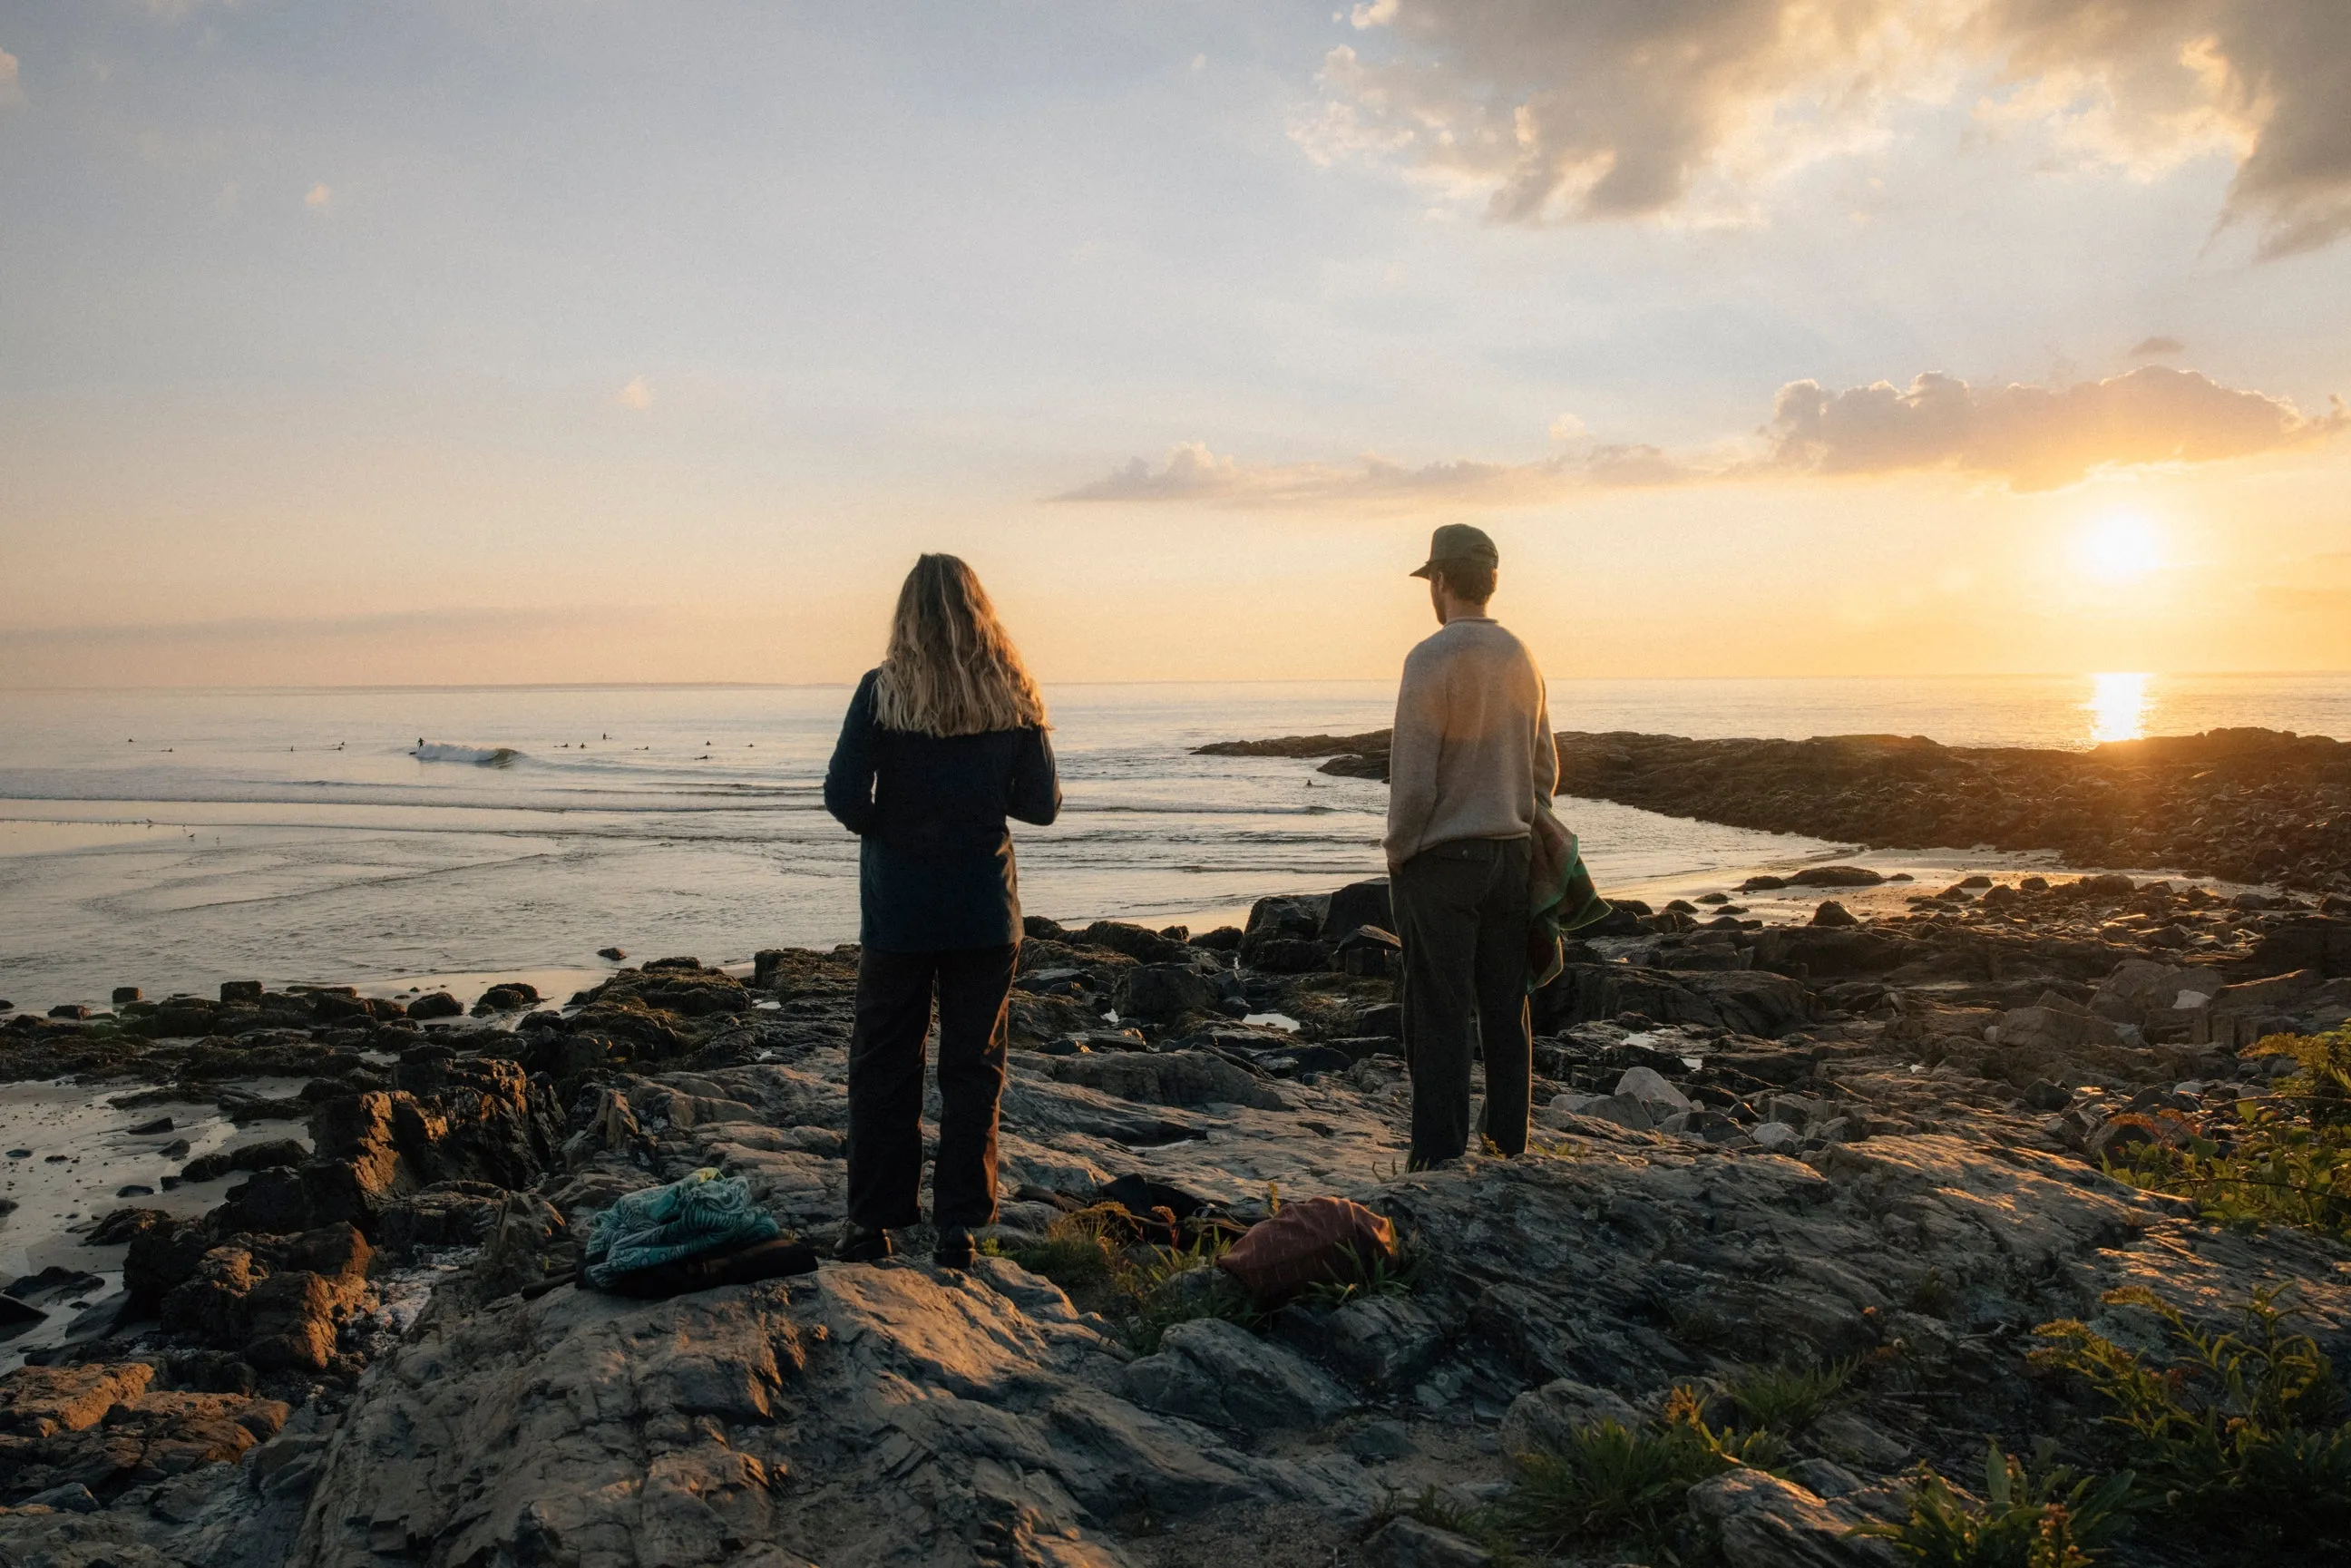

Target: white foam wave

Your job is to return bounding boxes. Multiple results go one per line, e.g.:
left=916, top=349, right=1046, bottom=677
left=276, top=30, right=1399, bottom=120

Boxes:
left=413, top=743, right=523, bottom=767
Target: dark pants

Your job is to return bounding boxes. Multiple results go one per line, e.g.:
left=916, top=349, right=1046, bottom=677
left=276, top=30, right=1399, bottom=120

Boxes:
left=1393, top=836, right=1533, bottom=1166
left=845, top=944, right=1017, bottom=1231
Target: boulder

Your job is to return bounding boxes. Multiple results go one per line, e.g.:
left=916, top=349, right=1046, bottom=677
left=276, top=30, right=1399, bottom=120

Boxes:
left=1111, top=964, right=1220, bottom=1020
left=180, top=1138, right=307, bottom=1184
left=1989, top=1004, right=2123, bottom=1052
left=1322, top=879, right=1395, bottom=940
left=0, top=1375, right=290, bottom=1505
left=1685, top=1467, right=1897, bottom=1568
left=1244, top=893, right=1328, bottom=944
left=1540, top=1091, right=1653, bottom=1132
left=160, top=1222, right=374, bottom=1371
left=1076, top=920, right=1195, bottom=965
left=1337, top=925, right=1402, bottom=979
left=1362, top=1516, right=1493, bottom=1568
left=1786, top=866, right=1885, bottom=888
left=0, top=1364, right=156, bottom=1438
left=1249, top=938, right=1335, bottom=974
left=1118, top=1317, right=1355, bottom=1430
left=1008, top=992, right=1103, bottom=1047
left=1534, top=963, right=1809, bottom=1037
left=1614, top=1066, right=1692, bottom=1115
left=2093, top=959, right=2198, bottom=1021
left=1045, top=1050, right=1285, bottom=1111
left=1242, top=894, right=1331, bottom=969
left=1497, top=1378, right=1641, bottom=1457
left=1281, top=1294, right=1448, bottom=1391
left=2212, top=969, right=2324, bottom=1010
left=1748, top=928, right=1905, bottom=979
left=2194, top=969, right=2329, bottom=1047
left=1810, top=901, right=1858, bottom=928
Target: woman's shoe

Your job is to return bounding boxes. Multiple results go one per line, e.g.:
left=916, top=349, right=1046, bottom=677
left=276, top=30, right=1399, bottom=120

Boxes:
left=833, top=1224, right=893, bottom=1264
left=932, top=1226, right=976, bottom=1271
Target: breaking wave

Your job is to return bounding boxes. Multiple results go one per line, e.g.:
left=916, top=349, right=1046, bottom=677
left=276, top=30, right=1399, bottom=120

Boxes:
left=412, top=743, right=523, bottom=767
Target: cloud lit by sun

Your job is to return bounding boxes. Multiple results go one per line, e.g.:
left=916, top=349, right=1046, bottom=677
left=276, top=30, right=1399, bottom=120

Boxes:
left=2076, top=512, right=2166, bottom=584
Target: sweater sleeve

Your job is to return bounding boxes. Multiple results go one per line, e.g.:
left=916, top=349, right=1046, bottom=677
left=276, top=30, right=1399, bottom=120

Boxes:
left=1383, top=642, right=1443, bottom=868
left=1531, top=672, right=1557, bottom=803
left=822, top=671, right=882, bottom=836
left=1008, top=726, right=1062, bottom=826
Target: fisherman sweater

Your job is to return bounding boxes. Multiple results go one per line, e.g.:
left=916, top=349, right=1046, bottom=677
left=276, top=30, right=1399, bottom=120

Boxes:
left=1382, top=617, right=1556, bottom=867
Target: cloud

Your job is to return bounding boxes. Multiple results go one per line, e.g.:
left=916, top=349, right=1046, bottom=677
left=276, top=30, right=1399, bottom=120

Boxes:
left=1982, top=0, right=2351, bottom=256
left=0, top=46, right=22, bottom=108
left=615, top=376, right=653, bottom=411
left=1307, top=1, right=2351, bottom=254
left=303, top=181, right=332, bottom=209
left=1052, top=438, right=1695, bottom=511
left=2129, top=336, right=2186, bottom=357
left=1059, top=365, right=2340, bottom=510
left=1767, top=365, right=2342, bottom=489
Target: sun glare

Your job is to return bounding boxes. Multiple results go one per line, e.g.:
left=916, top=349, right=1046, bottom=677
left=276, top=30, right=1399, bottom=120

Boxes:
left=2076, top=513, right=2165, bottom=584
left=2086, top=671, right=2151, bottom=745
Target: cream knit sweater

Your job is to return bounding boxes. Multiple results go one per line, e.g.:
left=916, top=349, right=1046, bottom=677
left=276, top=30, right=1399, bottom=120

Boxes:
left=1382, top=617, right=1556, bottom=867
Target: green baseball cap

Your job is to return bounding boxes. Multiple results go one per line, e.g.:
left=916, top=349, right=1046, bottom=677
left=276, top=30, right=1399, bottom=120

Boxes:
left=1410, top=522, right=1499, bottom=579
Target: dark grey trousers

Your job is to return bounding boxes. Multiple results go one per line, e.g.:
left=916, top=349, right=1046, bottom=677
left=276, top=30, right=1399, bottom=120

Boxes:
left=846, top=944, right=1017, bottom=1231
left=1392, top=836, right=1533, bottom=1166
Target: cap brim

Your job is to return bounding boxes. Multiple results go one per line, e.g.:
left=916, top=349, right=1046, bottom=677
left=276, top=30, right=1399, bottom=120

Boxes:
left=1408, top=561, right=1438, bottom=579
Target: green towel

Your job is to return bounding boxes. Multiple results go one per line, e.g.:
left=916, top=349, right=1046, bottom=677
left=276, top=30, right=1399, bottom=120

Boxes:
left=580, top=1168, right=781, bottom=1290
left=1527, top=797, right=1611, bottom=991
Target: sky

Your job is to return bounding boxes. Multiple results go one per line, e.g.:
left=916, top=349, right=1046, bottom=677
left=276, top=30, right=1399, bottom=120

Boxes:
left=2, top=0, right=2347, bottom=687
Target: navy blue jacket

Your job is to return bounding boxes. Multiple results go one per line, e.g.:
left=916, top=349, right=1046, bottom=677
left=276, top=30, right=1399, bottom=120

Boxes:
left=822, top=669, right=1062, bottom=951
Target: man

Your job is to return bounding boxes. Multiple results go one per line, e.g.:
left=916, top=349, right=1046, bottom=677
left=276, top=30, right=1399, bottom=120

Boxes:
left=1384, top=523, right=1556, bottom=1167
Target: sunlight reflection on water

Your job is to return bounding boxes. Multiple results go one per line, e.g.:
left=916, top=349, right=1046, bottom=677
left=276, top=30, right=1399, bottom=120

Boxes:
left=2087, top=671, right=2151, bottom=744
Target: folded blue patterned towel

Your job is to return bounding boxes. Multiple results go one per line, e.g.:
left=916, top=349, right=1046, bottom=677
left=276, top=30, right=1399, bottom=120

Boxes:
left=580, top=1168, right=781, bottom=1290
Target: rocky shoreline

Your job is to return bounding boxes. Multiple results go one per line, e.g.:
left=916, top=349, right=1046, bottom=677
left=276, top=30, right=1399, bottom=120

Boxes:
left=1199, top=726, right=2351, bottom=892
left=0, top=867, right=2346, bottom=1564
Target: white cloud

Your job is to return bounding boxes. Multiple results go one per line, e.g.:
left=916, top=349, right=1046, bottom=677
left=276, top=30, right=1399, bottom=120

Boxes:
left=1053, top=438, right=1695, bottom=511
left=1058, top=365, right=2340, bottom=510
left=303, top=181, right=332, bottom=209
left=1302, top=0, right=1930, bottom=225
left=615, top=376, right=653, bottom=410
left=1306, top=1, right=2351, bottom=254
left=0, top=46, right=23, bottom=109
left=2128, top=336, right=2185, bottom=358
left=1768, top=365, right=2343, bottom=489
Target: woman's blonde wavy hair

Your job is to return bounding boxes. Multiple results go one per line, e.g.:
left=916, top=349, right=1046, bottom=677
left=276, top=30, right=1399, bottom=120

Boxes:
left=872, top=554, right=1049, bottom=737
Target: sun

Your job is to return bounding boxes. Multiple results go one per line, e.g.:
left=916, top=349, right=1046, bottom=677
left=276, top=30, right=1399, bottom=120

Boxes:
left=2076, top=513, right=2166, bottom=584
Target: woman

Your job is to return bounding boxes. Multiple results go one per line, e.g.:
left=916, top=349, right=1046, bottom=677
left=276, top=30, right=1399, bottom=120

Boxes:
left=823, top=554, right=1060, bottom=1268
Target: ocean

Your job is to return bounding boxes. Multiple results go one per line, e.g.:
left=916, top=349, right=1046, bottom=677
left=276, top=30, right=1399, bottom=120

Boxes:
left=1, top=672, right=2346, bottom=1010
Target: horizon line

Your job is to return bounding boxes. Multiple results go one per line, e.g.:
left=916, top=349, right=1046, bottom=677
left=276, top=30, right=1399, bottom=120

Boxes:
left=3, top=669, right=2348, bottom=696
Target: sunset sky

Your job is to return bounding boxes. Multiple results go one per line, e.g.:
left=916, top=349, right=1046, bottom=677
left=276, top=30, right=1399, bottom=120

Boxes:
left=3, top=1, right=2346, bottom=687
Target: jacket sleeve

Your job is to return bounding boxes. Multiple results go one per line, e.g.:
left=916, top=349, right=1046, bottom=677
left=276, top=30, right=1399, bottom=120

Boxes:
left=1383, top=643, right=1442, bottom=868
left=823, top=671, right=882, bottom=835
left=1008, top=725, right=1062, bottom=826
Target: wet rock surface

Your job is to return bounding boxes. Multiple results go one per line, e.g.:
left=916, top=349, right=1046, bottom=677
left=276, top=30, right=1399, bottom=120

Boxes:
left=1, top=878, right=2347, bottom=1564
